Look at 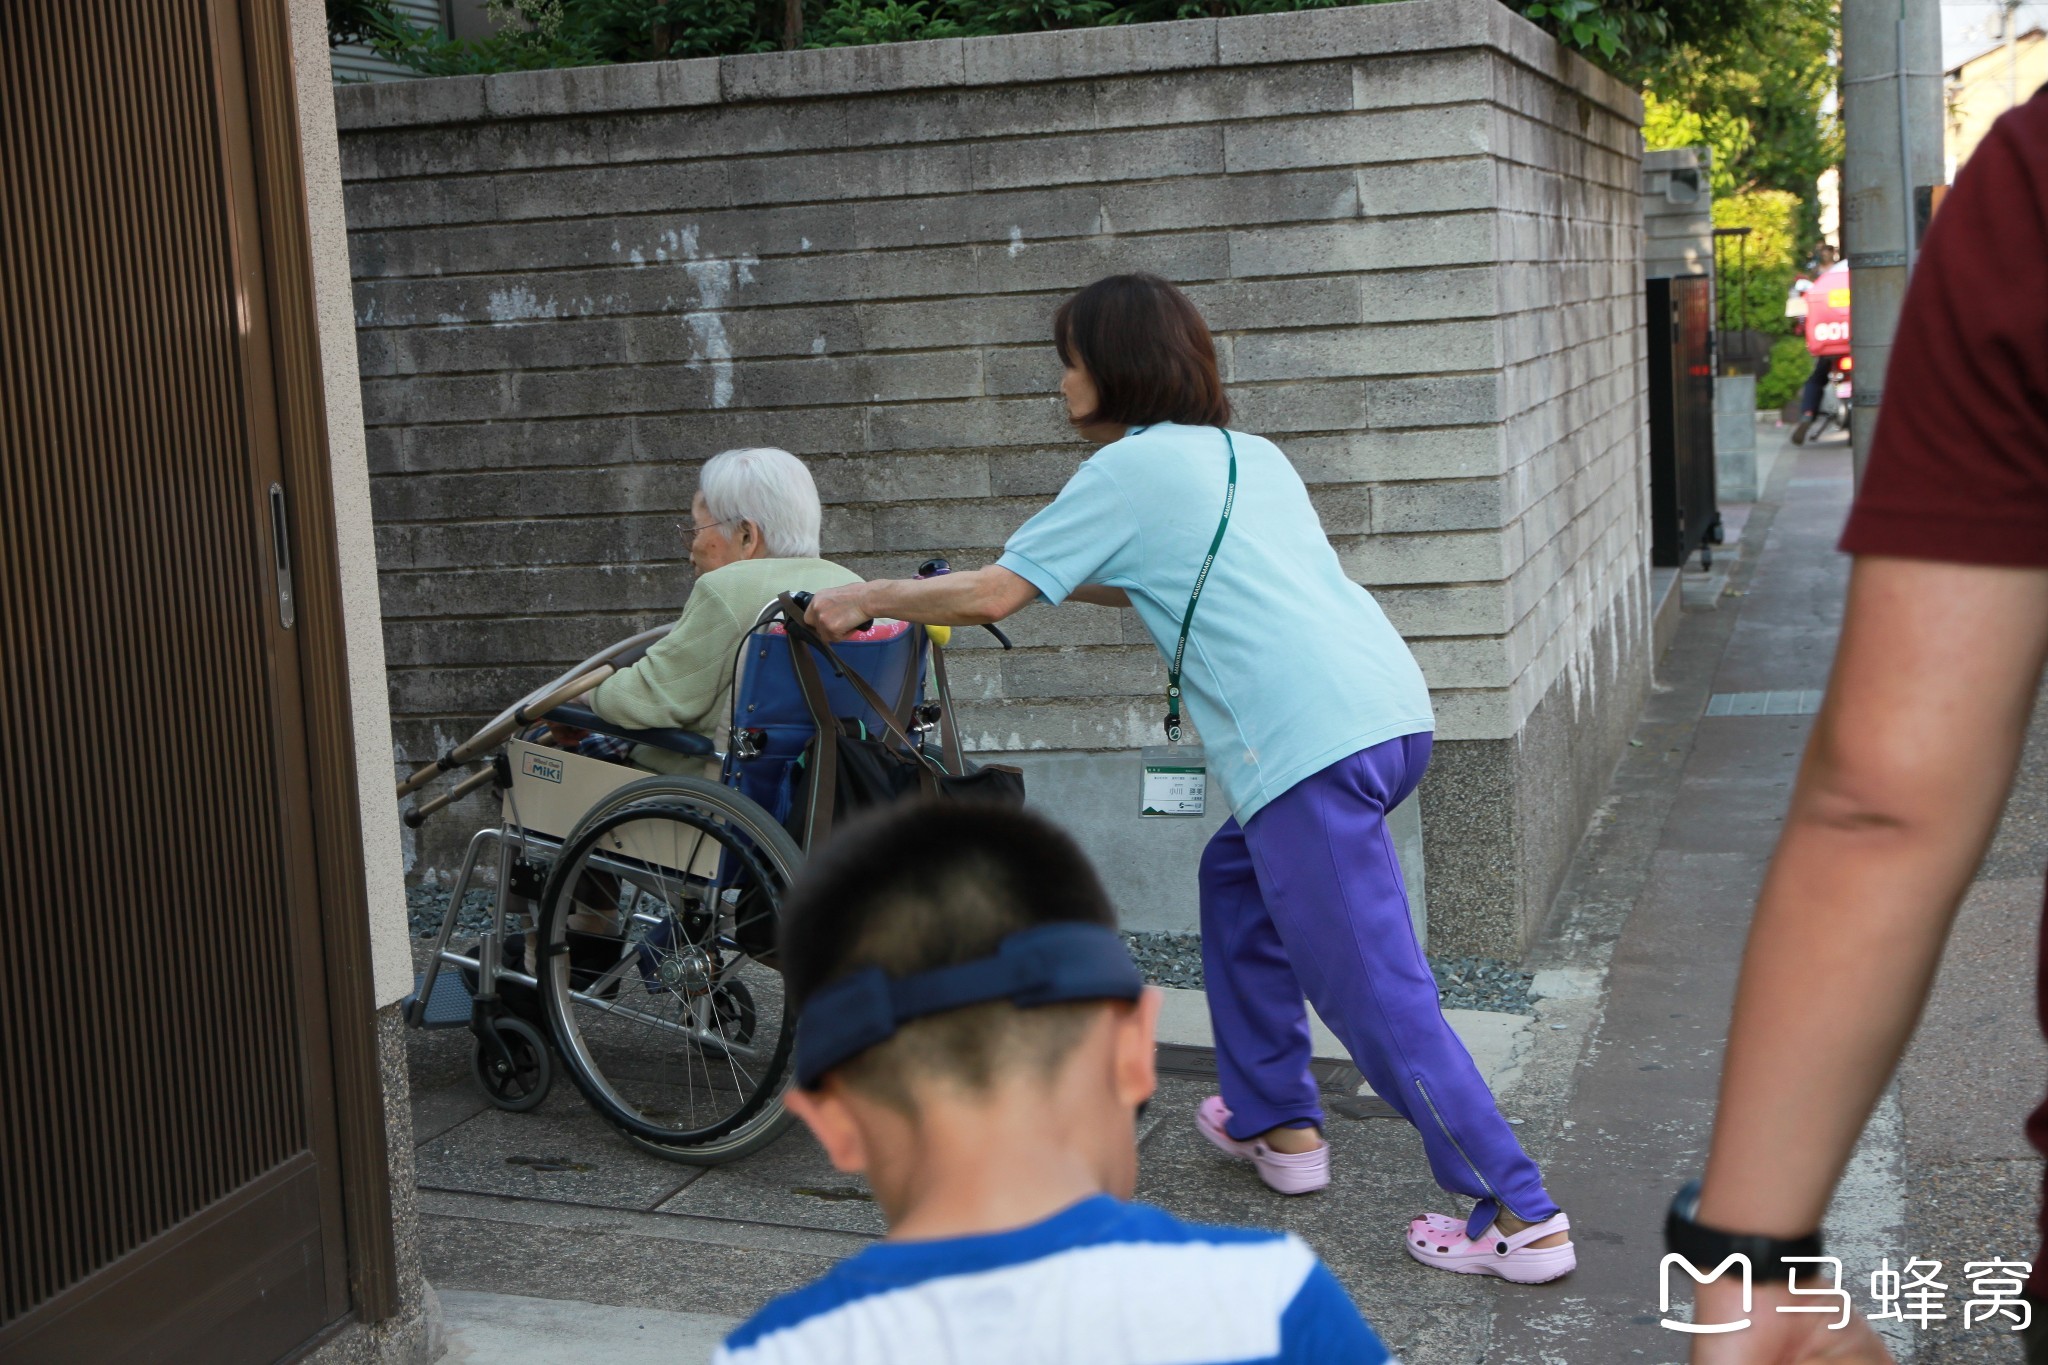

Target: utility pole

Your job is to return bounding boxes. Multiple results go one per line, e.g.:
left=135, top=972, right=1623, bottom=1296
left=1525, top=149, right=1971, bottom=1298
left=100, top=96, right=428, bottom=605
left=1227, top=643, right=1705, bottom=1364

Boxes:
left=1840, top=0, right=1945, bottom=483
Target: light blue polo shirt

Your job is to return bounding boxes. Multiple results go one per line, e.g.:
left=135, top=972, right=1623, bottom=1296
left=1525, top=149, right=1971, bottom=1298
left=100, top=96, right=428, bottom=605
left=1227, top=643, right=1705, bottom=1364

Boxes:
left=996, top=423, right=1434, bottom=823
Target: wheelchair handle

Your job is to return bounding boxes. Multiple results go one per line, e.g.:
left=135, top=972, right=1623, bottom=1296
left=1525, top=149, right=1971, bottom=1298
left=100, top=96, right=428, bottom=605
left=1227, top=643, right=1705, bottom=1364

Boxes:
left=787, top=575, right=1014, bottom=651
left=403, top=763, right=498, bottom=828
left=784, top=589, right=873, bottom=635
left=394, top=626, right=662, bottom=799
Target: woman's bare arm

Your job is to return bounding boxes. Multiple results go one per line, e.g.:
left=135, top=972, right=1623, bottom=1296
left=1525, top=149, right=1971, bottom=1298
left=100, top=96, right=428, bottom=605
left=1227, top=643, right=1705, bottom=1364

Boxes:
left=1067, top=585, right=1131, bottom=608
left=804, top=566, right=1041, bottom=639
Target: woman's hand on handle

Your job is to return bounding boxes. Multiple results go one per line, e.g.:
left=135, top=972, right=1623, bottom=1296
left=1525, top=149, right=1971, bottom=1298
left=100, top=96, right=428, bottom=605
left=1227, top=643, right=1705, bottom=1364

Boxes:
left=805, top=566, right=1040, bottom=643
left=803, top=583, right=877, bottom=643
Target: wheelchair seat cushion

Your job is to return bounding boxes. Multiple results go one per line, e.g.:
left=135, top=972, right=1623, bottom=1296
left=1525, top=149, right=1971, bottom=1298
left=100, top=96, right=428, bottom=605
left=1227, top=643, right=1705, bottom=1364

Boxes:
left=542, top=702, right=715, bottom=757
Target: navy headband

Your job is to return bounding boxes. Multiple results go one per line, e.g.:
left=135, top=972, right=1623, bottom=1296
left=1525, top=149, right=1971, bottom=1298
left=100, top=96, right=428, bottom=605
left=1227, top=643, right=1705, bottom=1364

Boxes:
left=793, top=922, right=1144, bottom=1089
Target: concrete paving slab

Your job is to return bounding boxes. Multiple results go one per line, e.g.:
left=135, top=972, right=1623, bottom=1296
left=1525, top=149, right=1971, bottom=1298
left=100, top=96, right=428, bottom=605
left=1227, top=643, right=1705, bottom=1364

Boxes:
left=415, top=1087, right=705, bottom=1211
left=423, top=1189, right=877, bottom=1260
left=1647, top=768, right=1802, bottom=856
left=1902, top=878, right=2047, bottom=1167
left=440, top=1289, right=735, bottom=1365
left=422, top=1209, right=840, bottom=1321
left=1707, top=446, right=1853, bottom=696
left=1133, top=1075, right=1494, bottom=1361
left=658, top=1126, right=888, bottom=1236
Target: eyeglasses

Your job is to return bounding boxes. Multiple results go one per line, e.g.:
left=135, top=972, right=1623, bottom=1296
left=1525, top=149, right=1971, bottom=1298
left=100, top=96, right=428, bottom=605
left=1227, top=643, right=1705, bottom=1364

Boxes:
left=680, top=516, right=742, bottom=537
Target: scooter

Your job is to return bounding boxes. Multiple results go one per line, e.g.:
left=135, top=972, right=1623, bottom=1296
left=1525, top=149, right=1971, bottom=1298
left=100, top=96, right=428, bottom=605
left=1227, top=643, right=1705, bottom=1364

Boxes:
left=1793, top=356, right=1853, bottom=445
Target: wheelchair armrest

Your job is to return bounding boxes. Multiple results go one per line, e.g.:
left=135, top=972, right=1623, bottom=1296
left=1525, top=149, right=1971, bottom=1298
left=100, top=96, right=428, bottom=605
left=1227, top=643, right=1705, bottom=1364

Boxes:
left=543, top=703, right=716, bottom=757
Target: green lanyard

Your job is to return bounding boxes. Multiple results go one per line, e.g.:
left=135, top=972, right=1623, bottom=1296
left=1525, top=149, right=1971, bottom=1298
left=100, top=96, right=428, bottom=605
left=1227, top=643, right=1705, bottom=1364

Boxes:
left=1164, top=428, right=1237, bottom=744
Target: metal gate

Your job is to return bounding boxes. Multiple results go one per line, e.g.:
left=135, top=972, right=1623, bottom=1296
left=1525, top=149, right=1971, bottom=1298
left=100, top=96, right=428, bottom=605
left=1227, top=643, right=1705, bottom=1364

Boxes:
left=1647, top=274, right=1720, bottom=567
left=1, top=2, right=384, bottom=1359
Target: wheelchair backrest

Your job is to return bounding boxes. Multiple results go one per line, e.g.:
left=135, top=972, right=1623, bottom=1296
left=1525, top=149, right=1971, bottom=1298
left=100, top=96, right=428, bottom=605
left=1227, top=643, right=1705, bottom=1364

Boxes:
left=724, top=617, right=926, bottom=824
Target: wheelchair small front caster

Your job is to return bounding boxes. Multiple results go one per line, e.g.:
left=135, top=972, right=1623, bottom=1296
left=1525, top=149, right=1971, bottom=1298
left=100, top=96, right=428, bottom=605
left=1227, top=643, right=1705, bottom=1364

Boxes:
left=472, top=1014, right=551, bottom=1112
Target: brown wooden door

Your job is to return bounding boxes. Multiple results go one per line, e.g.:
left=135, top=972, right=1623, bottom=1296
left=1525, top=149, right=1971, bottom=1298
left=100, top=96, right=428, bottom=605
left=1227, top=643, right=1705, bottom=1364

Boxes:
left=0, top=2, right=353, bottom=1359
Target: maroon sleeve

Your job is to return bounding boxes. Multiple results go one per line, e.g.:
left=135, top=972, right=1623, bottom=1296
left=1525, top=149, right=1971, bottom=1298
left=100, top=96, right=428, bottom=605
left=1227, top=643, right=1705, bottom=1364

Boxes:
left=1838, top=91, right=2048, bottom=568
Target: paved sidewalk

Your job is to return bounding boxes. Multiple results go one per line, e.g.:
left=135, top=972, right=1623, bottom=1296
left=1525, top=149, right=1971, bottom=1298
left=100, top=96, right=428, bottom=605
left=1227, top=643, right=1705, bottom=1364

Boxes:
left=439, top=1289, right=733, bottom=1364
left=404, top=423, right=2045, bottom=1363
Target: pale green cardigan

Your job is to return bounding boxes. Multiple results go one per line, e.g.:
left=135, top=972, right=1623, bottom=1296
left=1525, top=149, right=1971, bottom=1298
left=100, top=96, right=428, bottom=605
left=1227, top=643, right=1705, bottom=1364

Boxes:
left=589, top=556, right=861, bottom=775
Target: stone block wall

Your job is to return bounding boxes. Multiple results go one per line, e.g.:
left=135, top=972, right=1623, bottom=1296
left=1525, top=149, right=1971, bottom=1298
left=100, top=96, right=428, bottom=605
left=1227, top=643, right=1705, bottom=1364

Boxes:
left=337, top=0, right=1647, bottom=955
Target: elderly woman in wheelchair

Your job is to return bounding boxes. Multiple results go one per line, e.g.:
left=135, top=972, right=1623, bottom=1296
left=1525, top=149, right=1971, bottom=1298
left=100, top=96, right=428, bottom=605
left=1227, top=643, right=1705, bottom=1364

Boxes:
left=398, top=446, right=1001, bottom=1164
left=552, top=446, right=860, bottom=775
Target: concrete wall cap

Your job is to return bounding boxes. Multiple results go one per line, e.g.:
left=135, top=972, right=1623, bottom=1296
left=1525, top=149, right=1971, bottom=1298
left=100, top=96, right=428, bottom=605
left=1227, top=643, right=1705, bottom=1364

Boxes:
left=720, top=35, right=969, bottom=100
left=484, top=57, right=720, bottom=116
left=330, top=0, right=1642, bottom=127
left=333, top=73, right=486, bottom=130
left=1642, top=147, right=1702, bottom=171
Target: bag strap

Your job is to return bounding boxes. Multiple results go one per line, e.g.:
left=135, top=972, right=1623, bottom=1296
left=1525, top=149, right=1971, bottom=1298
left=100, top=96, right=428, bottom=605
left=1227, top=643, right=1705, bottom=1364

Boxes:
left=780, top=614, right=846, bottom=844
left=930, top=639, right=967, bottom=777
left=775, top=595, right=944, bottom=769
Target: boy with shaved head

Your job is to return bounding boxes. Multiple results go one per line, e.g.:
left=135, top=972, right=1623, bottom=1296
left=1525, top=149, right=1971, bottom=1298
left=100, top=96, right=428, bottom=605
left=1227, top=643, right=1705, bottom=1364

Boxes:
left=714, top=801, right=1390, bottom=1365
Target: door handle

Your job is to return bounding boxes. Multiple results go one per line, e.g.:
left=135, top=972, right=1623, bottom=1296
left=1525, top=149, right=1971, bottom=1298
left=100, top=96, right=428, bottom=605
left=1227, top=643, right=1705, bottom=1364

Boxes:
left=269, top=482, right=295, bottom=629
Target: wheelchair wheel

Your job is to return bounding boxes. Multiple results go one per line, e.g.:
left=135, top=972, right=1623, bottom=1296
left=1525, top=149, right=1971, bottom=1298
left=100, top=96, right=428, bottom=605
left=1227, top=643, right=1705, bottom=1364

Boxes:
left=536, top=775, right=801, bottom=1162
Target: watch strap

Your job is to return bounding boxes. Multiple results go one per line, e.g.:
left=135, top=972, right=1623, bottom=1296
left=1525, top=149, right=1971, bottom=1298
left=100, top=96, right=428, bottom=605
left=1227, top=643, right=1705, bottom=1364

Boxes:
left=1665, top=1179, right=1825, bottom=1280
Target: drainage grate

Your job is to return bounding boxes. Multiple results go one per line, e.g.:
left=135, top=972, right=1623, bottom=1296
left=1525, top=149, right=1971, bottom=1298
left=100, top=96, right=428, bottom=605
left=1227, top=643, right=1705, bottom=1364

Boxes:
left=1704, top=690, right=1824, bottom=717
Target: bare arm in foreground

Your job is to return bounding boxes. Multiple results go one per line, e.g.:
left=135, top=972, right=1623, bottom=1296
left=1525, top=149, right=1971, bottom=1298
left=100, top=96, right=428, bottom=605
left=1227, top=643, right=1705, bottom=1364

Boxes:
left=1690, top=555, right=2048, bottom=1362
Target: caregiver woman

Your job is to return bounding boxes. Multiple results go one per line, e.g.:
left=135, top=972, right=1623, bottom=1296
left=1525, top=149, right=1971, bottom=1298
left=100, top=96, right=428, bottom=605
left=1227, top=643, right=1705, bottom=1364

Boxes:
left=803, top=273, right=1574, bottom=1283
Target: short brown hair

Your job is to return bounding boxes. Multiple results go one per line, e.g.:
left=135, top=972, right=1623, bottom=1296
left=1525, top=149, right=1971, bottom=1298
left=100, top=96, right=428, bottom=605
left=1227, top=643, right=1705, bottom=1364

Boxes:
left=1053, top=273, right=1231, bottom=430
left=778, top=801, right=1120, bottom=1110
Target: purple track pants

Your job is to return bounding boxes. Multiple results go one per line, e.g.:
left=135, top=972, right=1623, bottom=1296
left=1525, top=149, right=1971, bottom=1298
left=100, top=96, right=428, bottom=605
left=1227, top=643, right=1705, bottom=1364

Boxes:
left=1199, top=732, right=1559, bottom=1236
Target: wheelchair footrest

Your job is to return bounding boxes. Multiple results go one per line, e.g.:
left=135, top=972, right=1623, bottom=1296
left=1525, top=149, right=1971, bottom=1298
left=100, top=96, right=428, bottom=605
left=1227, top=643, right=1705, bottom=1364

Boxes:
left=404, top=966, right=475, bottom=1029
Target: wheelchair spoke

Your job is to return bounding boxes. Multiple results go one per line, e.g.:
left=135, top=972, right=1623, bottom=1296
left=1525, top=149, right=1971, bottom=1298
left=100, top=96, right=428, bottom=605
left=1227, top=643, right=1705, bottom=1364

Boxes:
left=538, top=782, right=795, bottom=1152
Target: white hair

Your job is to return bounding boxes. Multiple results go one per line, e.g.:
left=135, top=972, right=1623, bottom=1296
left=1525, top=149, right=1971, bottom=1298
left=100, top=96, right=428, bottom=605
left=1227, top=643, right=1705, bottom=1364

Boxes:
left=696, top=447, right=822, bottom=558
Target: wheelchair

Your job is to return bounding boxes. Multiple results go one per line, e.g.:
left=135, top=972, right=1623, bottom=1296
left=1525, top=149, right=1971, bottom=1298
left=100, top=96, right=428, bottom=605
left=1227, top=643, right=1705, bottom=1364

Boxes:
left=397, top=574, right=1004, bottom=1163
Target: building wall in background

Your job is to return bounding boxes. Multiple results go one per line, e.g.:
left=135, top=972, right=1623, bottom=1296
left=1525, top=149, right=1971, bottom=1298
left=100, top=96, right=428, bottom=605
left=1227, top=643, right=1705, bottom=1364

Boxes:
left=1945, top=29, right=2047, bottom=178
left=335, top=0, right=1647, bottom=955
left=330, top=0, right=446, bottom=83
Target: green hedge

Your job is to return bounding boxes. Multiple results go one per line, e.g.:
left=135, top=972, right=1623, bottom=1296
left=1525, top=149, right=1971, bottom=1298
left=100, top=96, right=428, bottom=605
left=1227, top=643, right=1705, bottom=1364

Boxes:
left=331, top=0, right=1704, bottom=75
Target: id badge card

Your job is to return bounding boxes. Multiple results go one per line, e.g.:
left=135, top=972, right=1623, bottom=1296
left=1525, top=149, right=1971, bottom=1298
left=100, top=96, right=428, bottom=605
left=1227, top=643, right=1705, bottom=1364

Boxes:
left=1140, top=744, right=1206, bottom=817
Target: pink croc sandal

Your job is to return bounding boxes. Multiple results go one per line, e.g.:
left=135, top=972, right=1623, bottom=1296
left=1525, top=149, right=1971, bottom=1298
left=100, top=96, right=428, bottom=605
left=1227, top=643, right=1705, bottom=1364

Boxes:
left=1405, top=1210, right=1576, bottom=1284
left=1196, top=1096, right=1329, bottom=1195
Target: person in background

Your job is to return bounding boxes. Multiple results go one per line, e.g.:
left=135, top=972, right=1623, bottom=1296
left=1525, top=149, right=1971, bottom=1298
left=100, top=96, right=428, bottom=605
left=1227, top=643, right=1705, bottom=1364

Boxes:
left=1793, top=243, right=1842, bottom=443
left=715, top=800, right=1391, bottom=1365
left=803, top=273, right=1573, bottom=1282
left=1675, top=92, right=2048, bottom=1363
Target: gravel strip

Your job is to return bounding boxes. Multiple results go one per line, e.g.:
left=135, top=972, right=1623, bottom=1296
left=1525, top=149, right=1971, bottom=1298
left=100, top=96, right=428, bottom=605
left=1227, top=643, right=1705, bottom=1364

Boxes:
left=408, top=885, right=496, bottom=941
left=410, top=893, right=1535, bottom=1013
left=1121, top=932, right=1537, bottom=1014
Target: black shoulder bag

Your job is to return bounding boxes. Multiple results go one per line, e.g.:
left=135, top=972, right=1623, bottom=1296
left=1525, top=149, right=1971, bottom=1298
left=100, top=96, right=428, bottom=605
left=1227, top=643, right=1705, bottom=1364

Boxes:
left=774, top=595, right=1025, bottom=845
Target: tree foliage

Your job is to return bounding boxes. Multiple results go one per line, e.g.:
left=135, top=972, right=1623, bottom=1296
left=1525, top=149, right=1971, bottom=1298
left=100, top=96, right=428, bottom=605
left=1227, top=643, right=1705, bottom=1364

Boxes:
left=1638, top=0, right=1839, bottom=233
left=351, top=0, right=1814, bottom=81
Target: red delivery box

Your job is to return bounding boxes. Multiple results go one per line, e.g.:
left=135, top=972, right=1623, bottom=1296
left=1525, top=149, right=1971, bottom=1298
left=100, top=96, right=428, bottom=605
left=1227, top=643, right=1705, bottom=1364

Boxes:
left=1805, top=262, right=1850, bottom=357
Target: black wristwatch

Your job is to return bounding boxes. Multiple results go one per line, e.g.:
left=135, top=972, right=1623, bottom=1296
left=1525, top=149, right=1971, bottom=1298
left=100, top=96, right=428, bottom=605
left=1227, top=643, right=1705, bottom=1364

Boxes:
left=1665, top=1179, right=1825, bottom=1281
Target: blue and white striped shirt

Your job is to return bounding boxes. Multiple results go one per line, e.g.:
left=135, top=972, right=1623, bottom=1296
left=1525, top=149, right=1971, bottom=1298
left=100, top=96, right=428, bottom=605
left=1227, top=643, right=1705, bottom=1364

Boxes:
left=715, top=1196, right=1392, bottom=1365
